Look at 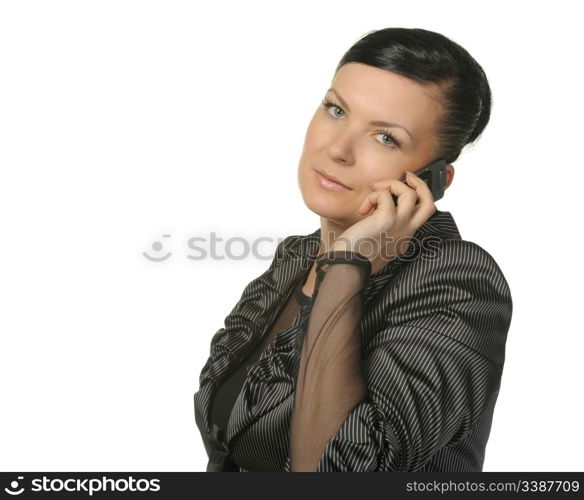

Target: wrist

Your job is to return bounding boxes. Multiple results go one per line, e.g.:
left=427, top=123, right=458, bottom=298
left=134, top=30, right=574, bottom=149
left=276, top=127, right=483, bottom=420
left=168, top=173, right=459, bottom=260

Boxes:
left=330, top=240, right=356, bottom=253
left=330, top=241, right=371, bottom=262
left=317, top=247, right=372, bottom=278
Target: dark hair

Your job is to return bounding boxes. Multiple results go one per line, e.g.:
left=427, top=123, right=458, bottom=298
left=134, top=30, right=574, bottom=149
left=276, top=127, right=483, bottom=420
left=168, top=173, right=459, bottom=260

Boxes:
left=335, top=27, right=492, bottom=164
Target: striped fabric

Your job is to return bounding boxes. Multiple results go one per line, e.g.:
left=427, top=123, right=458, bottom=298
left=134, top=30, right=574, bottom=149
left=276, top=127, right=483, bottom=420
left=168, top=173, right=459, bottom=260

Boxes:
left=193, top=209, right=513, bottom=472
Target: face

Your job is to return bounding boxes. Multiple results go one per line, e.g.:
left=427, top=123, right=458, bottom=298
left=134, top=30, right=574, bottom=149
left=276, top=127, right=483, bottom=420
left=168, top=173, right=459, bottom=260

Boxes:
left=297, top=62, right=445, bottom=226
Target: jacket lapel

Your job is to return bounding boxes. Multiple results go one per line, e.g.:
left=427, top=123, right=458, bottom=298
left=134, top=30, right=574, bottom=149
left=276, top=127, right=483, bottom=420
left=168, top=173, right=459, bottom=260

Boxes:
left=194, top=229, right=322, bottom=442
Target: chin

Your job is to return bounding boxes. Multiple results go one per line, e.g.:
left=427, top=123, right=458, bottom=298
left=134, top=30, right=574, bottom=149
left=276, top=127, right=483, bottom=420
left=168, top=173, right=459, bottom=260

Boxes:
left=300, top=185, right=355, bottom=224
left=298, top=167, right=359, bottom=222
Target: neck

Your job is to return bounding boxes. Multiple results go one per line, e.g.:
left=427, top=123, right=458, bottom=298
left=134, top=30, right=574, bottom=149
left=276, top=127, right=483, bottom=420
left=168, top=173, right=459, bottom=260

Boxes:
left=318, top=217, right=349, bottom=256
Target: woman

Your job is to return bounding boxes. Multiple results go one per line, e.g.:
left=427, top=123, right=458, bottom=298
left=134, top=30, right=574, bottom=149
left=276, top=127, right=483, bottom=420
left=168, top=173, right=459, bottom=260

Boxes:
left=193, top=27, right=513, bottom=472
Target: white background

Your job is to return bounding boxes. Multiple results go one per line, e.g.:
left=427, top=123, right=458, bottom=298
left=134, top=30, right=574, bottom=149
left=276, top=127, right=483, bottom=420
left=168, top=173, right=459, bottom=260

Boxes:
left=1, top=0, right=582, bottom=472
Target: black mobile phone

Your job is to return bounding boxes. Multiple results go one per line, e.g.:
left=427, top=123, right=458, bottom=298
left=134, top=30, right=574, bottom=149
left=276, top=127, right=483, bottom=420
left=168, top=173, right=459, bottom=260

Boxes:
left=391, top=158, right=448, bottom=204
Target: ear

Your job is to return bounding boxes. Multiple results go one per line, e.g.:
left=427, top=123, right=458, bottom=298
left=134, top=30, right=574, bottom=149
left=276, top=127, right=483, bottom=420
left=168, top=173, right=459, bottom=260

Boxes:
left=444, top=164, right=455, bottom=189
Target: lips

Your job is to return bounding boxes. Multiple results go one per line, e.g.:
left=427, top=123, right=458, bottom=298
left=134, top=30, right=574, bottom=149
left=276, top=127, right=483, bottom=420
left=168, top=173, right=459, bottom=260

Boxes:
left=314, top=169, right=352, bottom=190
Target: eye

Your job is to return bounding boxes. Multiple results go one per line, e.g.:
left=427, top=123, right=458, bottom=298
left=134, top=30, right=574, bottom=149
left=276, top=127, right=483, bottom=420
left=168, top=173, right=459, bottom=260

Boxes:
left=320, top=97, right=402, bottom=149
left=321, top=98, right=344, bottom=118
left=375, top=130, right=401, bottom=148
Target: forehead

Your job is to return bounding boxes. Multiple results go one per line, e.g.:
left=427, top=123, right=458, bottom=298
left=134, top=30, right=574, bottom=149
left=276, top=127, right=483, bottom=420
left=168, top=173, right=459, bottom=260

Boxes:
left=330, top=62, right=442, bottom=135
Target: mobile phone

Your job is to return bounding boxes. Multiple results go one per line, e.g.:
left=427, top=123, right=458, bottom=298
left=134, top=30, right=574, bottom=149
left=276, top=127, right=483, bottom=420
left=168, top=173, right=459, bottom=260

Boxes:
left=391, top=158, right=448, bottom=204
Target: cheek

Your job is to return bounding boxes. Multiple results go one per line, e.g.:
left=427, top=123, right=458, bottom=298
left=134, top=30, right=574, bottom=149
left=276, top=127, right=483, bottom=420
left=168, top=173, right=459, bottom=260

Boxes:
left=362, top=161, right=404, bottom=185
left=298, top=119, right=327, bottom=177
left=303, top=115, right=331, bottom=151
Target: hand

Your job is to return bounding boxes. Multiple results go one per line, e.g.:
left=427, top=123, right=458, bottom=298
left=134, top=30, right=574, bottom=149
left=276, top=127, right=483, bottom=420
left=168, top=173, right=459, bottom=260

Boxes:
left=330, top=171, right=437, bottom=272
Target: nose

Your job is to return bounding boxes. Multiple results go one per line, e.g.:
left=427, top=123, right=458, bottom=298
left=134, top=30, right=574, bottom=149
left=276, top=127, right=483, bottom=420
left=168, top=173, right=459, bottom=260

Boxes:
left=327, top=129, right=356, bottom=166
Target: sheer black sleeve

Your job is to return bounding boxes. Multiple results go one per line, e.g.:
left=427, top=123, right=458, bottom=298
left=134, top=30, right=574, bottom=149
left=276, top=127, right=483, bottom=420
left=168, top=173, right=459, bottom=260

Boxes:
left=289, top=250, right=371, bottom=472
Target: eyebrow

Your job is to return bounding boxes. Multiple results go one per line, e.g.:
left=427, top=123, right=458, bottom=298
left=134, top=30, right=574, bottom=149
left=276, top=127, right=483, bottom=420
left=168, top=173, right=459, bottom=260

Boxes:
left=327, top=88, right=414, bottom=142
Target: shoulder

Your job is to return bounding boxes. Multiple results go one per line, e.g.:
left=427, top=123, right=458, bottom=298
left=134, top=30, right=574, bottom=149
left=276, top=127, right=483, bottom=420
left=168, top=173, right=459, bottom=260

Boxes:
left=395, top=237, right=512, bottom=303
left=381, top=237, right=513, bottom=364
left=385, top=209, right=510, bottom=299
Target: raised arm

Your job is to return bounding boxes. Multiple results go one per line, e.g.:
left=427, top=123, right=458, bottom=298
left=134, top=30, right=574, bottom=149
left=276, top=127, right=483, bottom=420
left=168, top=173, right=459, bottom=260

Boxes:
left=289, top=239, right=512, bottom=472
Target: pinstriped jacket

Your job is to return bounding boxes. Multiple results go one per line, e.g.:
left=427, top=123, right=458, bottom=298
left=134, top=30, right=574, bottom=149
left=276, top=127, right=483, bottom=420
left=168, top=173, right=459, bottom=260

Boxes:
left=193, top=209, right=513, bottom=472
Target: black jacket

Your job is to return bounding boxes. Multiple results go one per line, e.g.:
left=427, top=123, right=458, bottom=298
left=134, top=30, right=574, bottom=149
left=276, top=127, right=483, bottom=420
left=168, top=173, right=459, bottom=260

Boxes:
left=193, top=209, right=513, bottom=471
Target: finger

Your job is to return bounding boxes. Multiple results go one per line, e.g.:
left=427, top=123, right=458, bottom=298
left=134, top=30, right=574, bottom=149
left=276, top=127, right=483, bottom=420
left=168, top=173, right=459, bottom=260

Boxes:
left=374, top=188, right=395, bottom=215
left=359, top=188, right=395, bottom=216
left=404, top=171, right=434, bottom=205
left=405, top=172, right=437, bottom=228
left=369, top=178, right=417, bottom=218
left=359, top=189, right=382, bottom=215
